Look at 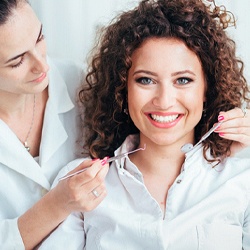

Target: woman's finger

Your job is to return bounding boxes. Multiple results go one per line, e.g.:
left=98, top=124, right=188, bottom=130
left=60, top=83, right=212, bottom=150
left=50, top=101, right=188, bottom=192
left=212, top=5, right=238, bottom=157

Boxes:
left=218, top=107, right=248, bottom=121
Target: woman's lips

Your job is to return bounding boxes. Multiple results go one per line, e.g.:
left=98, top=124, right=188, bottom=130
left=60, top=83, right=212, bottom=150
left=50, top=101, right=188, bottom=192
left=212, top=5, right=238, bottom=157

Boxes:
left=146, top=112, right=182, bottom=128
left=31, top=72, right=47, bottom=83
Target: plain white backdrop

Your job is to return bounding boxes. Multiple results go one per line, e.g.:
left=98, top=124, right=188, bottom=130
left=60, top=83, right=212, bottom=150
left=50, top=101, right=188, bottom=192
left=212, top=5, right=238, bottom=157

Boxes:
left=29, top=0, right=250, bottom=157
left=29, top=0, right=250, bottom=80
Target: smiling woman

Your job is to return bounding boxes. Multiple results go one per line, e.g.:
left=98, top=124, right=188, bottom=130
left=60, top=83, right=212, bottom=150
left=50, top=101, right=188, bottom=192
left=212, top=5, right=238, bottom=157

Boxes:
left=39, top=0, right=250, bottom=249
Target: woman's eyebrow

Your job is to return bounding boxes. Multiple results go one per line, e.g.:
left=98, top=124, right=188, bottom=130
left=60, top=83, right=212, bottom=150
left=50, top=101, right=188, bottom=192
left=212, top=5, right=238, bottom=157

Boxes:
left=36, top=24, right=43, bottom=43
left=4, top=24, right=43, bottom=65
left=133, top=70, right=157, bottom=76
left=5, top=52, right=25, bottom=64
left=171, top=70, right=196, bottom=77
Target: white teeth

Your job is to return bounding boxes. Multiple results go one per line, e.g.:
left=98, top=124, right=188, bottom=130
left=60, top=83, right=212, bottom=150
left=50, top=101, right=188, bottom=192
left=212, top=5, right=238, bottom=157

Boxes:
left=150, top=114, right=178, bottom=123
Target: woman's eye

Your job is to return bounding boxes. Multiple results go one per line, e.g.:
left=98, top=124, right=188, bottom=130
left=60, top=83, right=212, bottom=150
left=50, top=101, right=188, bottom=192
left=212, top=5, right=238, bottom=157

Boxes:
left=136, top=77, right=154, bottom=85
left=176, top=77, right=192, bottom=85
left=11, top=57, right=24, bottom=68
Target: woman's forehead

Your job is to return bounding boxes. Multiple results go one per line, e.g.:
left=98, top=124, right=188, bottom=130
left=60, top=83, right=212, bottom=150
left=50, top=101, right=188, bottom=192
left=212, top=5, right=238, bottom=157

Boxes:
left=0, top=3, right=41, bottom=63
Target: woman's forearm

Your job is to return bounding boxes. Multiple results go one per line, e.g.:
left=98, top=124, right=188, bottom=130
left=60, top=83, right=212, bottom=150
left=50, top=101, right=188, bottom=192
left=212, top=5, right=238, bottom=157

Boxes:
left=18, top=188, right=69, bottom=250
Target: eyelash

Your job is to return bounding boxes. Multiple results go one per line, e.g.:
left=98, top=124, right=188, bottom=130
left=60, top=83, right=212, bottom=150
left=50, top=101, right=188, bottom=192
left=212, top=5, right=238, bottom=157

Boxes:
left=135, top=77, right=155, bottom=85
left=11, top=34, right=45, bottom=69
left=11, top=57, right=24, bottom=68
left=176, top=77, right=193, bottom=85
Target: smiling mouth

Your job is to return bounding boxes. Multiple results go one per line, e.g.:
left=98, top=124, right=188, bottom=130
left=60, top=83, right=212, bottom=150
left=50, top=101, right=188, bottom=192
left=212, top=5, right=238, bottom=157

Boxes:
left=150, top=114, right=179, bottom=123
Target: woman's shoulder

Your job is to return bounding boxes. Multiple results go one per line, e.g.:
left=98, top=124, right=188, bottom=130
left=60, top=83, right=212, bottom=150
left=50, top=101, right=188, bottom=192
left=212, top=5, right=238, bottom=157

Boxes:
left=225, top=155, right=250, bottom=168
left=191, top=147, right=250, bottom=186
left=215, top=156, right=250, bottom=189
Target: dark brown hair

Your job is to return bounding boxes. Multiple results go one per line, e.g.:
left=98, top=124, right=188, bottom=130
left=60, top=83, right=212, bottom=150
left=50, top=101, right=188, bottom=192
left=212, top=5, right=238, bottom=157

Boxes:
left=80, top=0, right=249, bottom=162
left=0, top=0, right=28, bottom=25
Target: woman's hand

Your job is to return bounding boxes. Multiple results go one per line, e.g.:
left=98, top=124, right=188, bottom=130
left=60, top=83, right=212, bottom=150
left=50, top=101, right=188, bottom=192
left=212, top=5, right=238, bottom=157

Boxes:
left=18, top=158, right=109, bottom=249
left=215, top=107, right=250, bottom=155
left=51, top=158, right=109, bottom=216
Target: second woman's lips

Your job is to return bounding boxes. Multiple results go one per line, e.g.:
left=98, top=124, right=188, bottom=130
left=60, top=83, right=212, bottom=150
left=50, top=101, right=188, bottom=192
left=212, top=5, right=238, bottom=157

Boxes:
left=31, top=72, right=46, bottom=83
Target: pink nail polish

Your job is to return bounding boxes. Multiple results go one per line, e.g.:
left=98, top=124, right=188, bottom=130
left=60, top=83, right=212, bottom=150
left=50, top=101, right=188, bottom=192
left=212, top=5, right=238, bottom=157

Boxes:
left=218, top=115, right=224, bottom=122
left=101, top=157, right=109, bottom=166
left=219, top=132, right=225, bottom=136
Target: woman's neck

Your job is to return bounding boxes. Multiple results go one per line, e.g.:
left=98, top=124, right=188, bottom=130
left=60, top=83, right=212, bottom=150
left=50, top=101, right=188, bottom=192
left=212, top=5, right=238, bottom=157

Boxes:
left=0, top=91, right=31, bottom=116
left=0, top=88, right=48, bottom=157
left=130, top=139, right=185, bottom=176
left=129, top=140, right=186, bottom=215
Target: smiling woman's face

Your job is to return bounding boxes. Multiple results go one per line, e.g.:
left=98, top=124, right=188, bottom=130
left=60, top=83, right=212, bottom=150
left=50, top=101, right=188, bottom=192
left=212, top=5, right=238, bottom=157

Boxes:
left=127, top=37, right=206, bottom=149
left=0, top=2, right=49, bottom=95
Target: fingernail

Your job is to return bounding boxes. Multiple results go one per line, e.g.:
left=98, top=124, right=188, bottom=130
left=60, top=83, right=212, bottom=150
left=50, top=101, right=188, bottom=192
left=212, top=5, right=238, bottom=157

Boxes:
left=101, top=157, right=109, bottom=166
left=218, top=115, right=224, bottom=122
left=219, top=132, right=225, bottom=136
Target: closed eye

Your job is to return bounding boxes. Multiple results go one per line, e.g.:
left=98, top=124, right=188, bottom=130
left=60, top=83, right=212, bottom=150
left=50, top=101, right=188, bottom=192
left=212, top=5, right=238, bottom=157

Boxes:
left=11, top=33, right=44, bottom=69
left=135, top=77, right=155, bottom=85
left=11, top=57, right=24, bottom=68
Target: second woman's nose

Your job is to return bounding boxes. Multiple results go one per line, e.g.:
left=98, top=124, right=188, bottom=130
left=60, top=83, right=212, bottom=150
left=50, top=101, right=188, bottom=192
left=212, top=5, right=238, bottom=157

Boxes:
left=30, top=50, right=49, bottom=74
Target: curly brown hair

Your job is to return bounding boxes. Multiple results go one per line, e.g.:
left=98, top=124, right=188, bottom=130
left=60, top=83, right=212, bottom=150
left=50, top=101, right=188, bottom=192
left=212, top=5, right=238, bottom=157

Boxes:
left=79, top=0, right=249, bottom=161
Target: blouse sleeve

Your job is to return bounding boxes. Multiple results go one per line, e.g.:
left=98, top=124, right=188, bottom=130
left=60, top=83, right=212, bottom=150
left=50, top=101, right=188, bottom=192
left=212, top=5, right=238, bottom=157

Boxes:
left=38, top=212, right=85, bottom=249
left=0, top=217, right=25, bottom=249
left=243, top=190, right=250, bottom=249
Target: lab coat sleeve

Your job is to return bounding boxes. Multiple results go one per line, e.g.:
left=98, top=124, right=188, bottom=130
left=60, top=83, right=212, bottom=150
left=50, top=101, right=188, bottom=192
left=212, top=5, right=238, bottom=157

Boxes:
left=38, top=212, right=85, bottom=250
left=38, top=158, right=88, bottom=249
left=243, top=190, right=250, bottom=249
left=0, top=217, right=25, bottom=249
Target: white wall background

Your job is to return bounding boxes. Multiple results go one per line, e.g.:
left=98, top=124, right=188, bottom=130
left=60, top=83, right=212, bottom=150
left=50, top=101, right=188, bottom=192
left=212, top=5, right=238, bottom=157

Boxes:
left=29, top=0, right=141, bottom=66
left=29, top=0, right=250, bottom=82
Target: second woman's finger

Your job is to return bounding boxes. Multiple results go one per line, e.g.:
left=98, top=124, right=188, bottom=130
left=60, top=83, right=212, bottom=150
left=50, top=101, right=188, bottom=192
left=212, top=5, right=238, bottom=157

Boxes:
left=218, top=107, right=248, bottom=121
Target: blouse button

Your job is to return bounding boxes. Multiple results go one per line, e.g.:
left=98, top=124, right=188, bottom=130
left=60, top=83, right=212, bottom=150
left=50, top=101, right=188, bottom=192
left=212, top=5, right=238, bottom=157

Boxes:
left=176, top=179, right=182, bottom=184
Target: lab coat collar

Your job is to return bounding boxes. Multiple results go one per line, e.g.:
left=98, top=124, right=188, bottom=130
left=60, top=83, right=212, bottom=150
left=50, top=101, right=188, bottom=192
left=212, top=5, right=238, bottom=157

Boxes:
left=46, top=57, right=74, bottom=114
left=0, top=120, right=50, bottom=189
left=39, top=57, right=75, bottom=165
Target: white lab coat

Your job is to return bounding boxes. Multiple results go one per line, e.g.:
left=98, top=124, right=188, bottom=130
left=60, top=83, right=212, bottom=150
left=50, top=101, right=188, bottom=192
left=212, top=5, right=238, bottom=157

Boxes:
left=0, top=57, right=83, bottom=249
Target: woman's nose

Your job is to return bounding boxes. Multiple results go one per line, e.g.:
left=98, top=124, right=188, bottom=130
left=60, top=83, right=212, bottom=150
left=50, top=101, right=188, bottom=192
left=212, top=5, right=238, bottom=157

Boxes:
left=31, top=52, right=49, bottom=74
left=152, top=84, right=176, bottom=109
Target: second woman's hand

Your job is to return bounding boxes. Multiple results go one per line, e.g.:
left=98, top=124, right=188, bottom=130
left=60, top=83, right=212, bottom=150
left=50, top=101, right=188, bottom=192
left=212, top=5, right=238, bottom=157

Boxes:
left=51, top=158, right=109, bottom=217
left=215, top=107, right=250, bottom=155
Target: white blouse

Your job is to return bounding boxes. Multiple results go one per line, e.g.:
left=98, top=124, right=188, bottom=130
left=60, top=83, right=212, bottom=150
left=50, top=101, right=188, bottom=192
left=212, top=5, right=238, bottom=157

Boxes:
left=40, top=135, right=250, bottom=250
